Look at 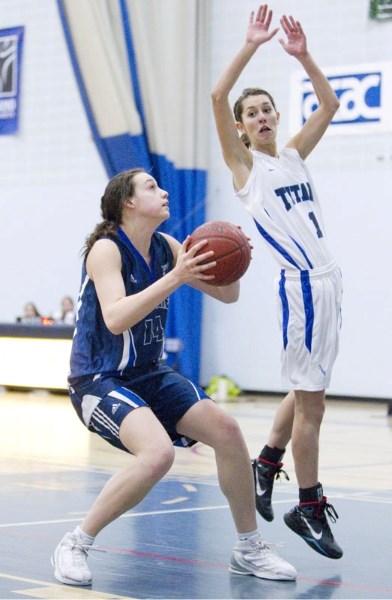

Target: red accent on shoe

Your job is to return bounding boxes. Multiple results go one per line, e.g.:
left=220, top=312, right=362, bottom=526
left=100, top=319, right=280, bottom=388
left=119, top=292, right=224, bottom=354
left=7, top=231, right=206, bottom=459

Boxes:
left=257, top=458, right=284, bottom=469
left=298, top=496, right=327, bottom=517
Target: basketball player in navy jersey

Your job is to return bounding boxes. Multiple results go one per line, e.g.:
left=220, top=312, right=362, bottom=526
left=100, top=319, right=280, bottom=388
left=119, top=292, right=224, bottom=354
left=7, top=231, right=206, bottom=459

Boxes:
left=51, top=168, right=296, bottom=586
left=212, top=5, right=343, bottom=559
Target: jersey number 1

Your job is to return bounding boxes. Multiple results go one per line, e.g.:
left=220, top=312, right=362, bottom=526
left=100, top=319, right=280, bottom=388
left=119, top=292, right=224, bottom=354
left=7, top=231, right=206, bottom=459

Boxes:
left=308, top=211, right=323, bottom=238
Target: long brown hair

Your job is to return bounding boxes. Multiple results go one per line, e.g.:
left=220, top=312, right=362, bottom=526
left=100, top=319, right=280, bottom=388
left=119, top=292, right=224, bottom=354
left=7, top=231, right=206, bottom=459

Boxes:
left=83, top=168, right=146, bottom=257
left=233, top=87, right=277, bottom=148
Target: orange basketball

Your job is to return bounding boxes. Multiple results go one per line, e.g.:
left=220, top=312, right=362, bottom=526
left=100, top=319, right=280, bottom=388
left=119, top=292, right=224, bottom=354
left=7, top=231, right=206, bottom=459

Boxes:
left=188, top=221, right=252, bottom=286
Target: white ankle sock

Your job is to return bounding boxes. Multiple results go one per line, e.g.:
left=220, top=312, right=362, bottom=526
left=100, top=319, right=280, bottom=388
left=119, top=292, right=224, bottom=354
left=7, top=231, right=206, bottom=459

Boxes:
left=238, top=529, right=260, bottom=542
left=74, top=526, right=94, bottom=545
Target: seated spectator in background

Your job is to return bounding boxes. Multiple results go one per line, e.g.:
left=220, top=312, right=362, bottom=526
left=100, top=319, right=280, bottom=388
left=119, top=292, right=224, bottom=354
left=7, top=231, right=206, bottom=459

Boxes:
left=18, top=302, right=41, bottom=324
left=53, top=296, right=76, bottom=325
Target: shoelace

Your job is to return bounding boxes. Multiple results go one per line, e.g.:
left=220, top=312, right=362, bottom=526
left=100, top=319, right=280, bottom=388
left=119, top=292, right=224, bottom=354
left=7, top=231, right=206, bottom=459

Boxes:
left=274, top=466, right=290, bottom=483
left=69, top=542, right=90, bottom=567
left=70, top=541, right=106, bottom=563
left=324, top=502, right=339, bottom=524
left=250, top=538, right=288, bottom=552
left=300, top=498, right=340, bottom=523
left=247, top=540, right=274, bottom=556
left=257, top=459, right=290, bottom=482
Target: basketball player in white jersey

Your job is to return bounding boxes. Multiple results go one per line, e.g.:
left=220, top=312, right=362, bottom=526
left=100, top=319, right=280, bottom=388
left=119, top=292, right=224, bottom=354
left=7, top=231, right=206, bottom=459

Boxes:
left=211, top=4, right=343, bottom=559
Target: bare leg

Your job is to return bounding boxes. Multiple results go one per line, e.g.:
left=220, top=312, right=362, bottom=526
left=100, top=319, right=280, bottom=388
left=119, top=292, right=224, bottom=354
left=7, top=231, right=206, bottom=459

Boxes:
left=177, top=399, right=256, bottom=534
left=177, top=399, right=297, bottom=579
left=291, top=389, right=325, bottom=489
left=283, top=389, right=343, bottom=560
left=80, top=407, right=175, bottom=537
left=266, top=391, right=295, bottom=449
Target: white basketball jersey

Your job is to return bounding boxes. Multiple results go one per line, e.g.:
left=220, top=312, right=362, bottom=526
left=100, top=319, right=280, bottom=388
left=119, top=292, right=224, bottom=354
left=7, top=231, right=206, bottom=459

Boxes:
left=236, top=147, right=335, bottom=270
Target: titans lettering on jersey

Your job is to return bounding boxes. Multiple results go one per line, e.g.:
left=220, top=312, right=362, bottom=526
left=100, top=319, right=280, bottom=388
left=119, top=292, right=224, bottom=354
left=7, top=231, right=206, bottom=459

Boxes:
left=275, top=181, right=313, bottom=211
left=69, top=230, right=174, bottom=379
left=236, top=147, right=335, bottom=270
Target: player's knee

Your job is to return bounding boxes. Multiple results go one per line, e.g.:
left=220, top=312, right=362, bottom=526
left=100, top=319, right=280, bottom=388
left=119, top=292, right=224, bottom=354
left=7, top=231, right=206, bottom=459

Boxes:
left=295, top=391, right=325, bottom=423
left=143, top=444, right=175, bottom=483
left=132, top=443, right=175, bottom=486
left=311, top=398, right=326, bottom=424
left=215, top=413, right=244, bottom=448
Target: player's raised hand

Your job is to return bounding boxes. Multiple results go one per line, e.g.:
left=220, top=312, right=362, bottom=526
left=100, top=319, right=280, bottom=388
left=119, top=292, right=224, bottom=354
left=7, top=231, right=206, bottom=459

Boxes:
left=279, top=15, right=307, bottom=57
left=246, top=4, right=279, bottom=47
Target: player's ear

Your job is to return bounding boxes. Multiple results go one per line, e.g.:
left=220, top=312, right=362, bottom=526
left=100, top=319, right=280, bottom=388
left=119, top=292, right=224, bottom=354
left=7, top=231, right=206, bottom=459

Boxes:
left=236, top=121, right=245, bottom=134
left=276, top=111, right=281, bottom=124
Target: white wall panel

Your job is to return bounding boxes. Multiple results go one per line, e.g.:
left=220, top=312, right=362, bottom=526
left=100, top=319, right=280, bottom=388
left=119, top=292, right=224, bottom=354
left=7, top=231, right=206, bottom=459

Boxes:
left=0, top=0, right=107, bottom=321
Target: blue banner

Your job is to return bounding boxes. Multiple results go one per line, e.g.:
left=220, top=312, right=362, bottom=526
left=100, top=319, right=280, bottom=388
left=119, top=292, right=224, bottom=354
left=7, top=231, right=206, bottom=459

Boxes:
left=0, top=26, right=24, bottom=135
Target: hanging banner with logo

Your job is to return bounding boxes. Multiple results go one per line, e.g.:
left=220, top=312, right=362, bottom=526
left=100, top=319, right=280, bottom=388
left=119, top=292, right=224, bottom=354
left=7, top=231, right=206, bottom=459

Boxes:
left=289, top=62, right=392, bottom=136
left=0, top=26, right=24, bottom=135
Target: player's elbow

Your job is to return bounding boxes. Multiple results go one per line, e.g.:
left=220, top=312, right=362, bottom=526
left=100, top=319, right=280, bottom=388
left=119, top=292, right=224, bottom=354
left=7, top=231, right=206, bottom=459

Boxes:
left=103, top=311, right=129, bottom=336
left=326, top=96, right=340, bottom=118
left=211, top=88, right=220, bottom=103
left=223, top=295, right=239, bottom=305
left=105, top=319, right=124, bottom=336
left=220, top=281, right=240, bottom=303
left=211, top=87, right=227, bottom=107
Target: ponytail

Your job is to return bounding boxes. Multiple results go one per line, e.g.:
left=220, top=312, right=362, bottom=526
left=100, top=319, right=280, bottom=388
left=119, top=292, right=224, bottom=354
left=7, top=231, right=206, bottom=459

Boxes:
left=81, top=167, right=146, bottom=258
left=82, top=221, right=118, bottom=258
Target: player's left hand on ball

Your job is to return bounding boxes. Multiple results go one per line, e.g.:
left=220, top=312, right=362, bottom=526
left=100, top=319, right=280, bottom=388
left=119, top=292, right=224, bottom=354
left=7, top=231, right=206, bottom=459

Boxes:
left=235, top=225, right=253, bottom=248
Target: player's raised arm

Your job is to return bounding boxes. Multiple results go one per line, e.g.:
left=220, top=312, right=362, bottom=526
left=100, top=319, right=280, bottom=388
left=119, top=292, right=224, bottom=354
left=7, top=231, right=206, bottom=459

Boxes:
left=279, top=15, right=340, bottom=159
left=211, top=4, right=279, bottom=189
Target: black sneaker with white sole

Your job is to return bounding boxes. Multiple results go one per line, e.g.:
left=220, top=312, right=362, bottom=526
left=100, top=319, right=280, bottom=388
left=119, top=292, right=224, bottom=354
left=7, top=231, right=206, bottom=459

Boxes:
left=283, top=497, right=343, bottom=559
left=252, top=458, right=289, bottom=522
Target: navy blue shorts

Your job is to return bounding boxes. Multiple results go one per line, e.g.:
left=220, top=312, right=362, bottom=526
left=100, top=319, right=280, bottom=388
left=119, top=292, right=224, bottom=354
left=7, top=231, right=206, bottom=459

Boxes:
left=68, top=362, right=209, bottom=452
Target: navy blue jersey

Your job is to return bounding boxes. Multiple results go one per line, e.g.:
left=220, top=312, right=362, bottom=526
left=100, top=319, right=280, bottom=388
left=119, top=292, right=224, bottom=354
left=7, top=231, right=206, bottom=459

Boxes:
left=69, top=228, right=174, bottom=379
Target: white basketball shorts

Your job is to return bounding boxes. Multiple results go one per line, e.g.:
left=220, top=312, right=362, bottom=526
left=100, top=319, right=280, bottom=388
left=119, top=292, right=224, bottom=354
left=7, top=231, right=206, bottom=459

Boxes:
left=274, top=261, right=343, bottom=391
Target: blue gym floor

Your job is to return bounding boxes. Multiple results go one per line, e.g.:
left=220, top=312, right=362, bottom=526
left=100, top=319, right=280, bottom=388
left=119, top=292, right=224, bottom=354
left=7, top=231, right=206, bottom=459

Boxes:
left=0, top=390, right=391, bottom=599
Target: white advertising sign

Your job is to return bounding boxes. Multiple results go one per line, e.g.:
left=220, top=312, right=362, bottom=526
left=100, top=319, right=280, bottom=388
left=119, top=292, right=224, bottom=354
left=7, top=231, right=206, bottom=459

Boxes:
left=289, top=62, right=392, bottom=136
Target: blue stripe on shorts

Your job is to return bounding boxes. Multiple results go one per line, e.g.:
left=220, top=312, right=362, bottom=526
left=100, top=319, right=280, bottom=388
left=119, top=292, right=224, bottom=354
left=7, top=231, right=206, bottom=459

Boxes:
left=279, top=271, right=289, bottom=350
left=300, top=270, right=314, bottom=352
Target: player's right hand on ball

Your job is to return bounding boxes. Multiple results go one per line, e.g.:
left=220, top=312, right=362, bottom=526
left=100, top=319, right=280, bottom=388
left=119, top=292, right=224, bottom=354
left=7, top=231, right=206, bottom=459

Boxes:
left=174, top=238, right=216, bottom=284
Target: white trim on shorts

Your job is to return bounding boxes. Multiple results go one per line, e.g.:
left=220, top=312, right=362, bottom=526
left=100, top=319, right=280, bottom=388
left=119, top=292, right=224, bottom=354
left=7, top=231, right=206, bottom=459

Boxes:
left=91, top=407, right=120, bottom=439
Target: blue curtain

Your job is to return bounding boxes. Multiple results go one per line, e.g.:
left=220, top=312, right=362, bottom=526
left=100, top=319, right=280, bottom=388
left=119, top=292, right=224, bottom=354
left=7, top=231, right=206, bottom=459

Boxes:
left=57, top=0, right=209, bottom=382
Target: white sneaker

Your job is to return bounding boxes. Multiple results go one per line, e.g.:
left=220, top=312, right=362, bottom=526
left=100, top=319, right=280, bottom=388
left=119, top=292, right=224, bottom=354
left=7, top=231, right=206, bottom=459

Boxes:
left=51, top=532, right=93, bottom=586
left=229, top=537, right=297, bottom=581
